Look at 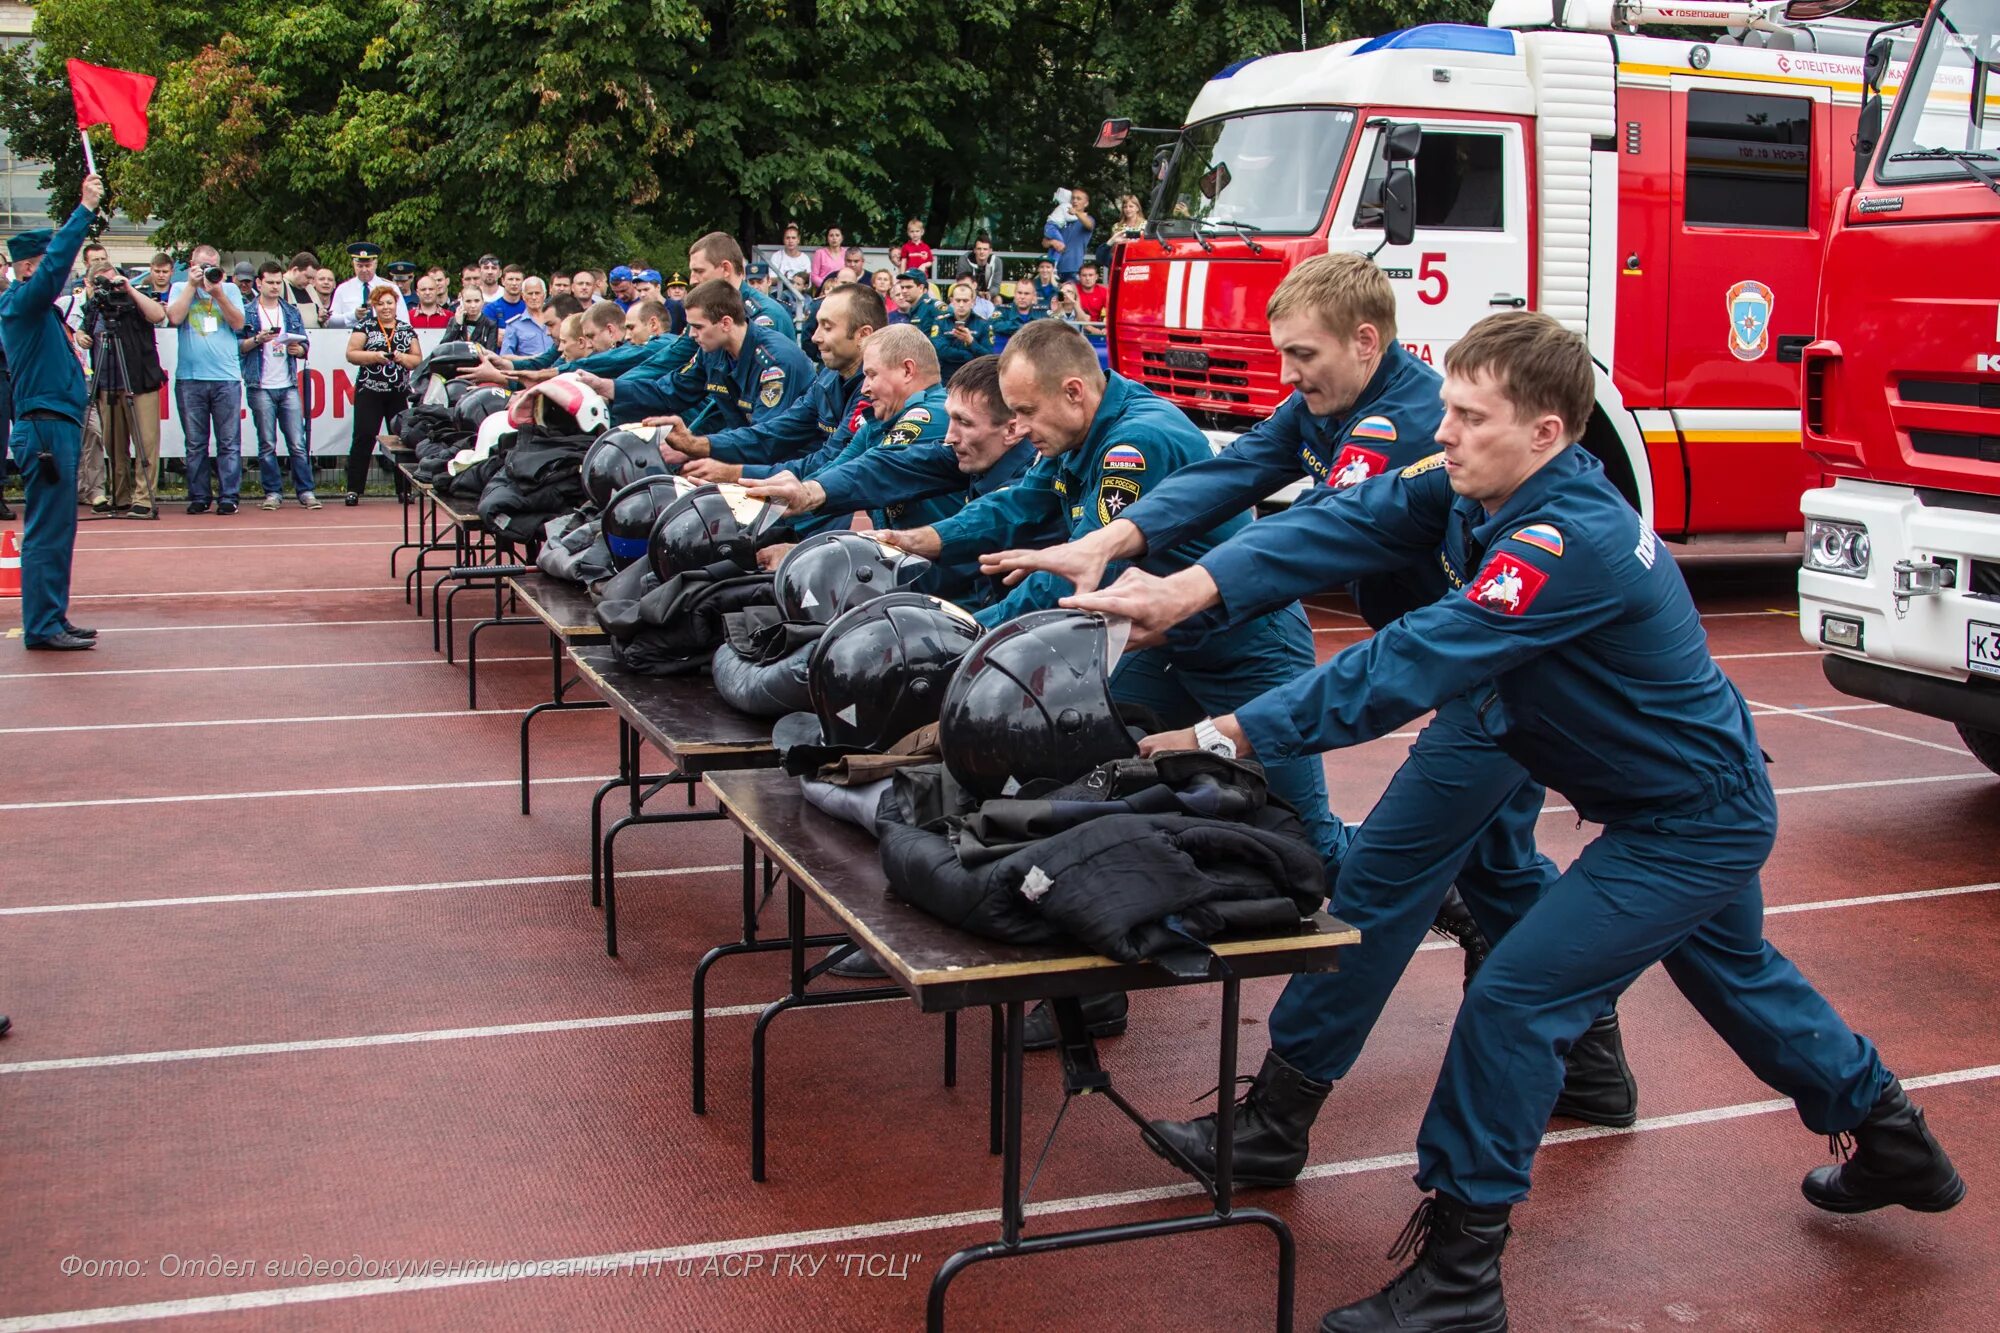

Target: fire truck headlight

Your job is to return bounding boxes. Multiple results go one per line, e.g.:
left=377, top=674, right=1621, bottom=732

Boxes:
left=1804, top=519, right=1871, bottom=578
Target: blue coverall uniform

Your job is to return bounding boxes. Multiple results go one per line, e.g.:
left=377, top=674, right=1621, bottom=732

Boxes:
left=990, top=307, right=1045, bottom=352
left=1213, top=444, right=1890, bottom=1205
left=741, top=284, right=796, bottom=342
left=0, top=204, right=95, bottom=647
left=705, top=365, right=865, bottom=470
left=608, top=322, right=811, bottom=430
left=1133, top=343, right=1556, bottom=1080
left=930, top=313, right=993, bottom=384
left=929, top=373, right=1342, bottom=867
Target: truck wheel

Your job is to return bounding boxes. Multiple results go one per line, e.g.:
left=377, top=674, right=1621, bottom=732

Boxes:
left=1954, top=724, right=2000, bottom=776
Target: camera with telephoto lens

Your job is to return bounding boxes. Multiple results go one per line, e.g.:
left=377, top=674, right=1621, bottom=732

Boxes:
left=203, top=265, right=224, bottom=284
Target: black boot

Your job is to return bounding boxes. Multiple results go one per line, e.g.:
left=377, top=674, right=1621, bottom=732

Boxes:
left=1430, top=886, right=1490, bottom=989
left=1020, top=991, right=1127, bottom=1051
left=1551, top=1009, right=1638, bottom=1128
left=1802, top=1079, right=1964, bottom=1214
left=1321, top=1194, right=1511, bottom=1333
left=1145, top=1048, right=1331, bottom=1187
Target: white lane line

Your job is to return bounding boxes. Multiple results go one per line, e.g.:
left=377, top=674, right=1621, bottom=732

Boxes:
left=0, top=709, right=503, bottom=737
left=4, top=1062, right=1992, bottom=1330
left=96, top=619, right=413, bottom=634
left=1747, top=703, right=1884, bottom=716
left=5, top=876, right=1986, bottom=1076
left=1713, top=650, right=1821, bottom=661
left=1534, top=769, right=1992, bottom=821
left=0, top=864, right=737, bottom=916
left=0, top=655, right=539, bottom=681
left=0, top=774, right=616, bottom=813
left=79, top=523, right=402, bottom=536
left=1746, top=697, right=1973, bottom=757
left=67, top=586, right=397, bottom=600
left=77, top=541, right=388, bottom=553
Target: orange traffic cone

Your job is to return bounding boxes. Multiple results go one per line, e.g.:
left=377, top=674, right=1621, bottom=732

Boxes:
left=0, top=529, right=20, bottom=598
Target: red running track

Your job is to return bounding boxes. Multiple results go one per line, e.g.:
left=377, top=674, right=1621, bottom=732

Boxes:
left=2, top=505, right=1995, bottom=1331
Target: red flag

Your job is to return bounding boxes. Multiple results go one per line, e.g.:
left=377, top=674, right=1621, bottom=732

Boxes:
left=67, top=59, right=156, bottom=152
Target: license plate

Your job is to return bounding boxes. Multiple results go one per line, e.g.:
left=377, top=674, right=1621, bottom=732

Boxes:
left=1969, top=620, right=2000, bottom=678
left=1163, top=348, right=1209, bottom=372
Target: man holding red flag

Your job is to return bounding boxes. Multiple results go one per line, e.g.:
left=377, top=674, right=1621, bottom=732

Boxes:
left=1, top=173, right=106, bottom=651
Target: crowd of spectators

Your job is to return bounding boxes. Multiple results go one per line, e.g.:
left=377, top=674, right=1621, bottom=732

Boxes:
left=12, top=184, right=1143, bottom=519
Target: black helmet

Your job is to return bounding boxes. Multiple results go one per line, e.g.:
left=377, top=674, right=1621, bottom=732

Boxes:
left=441, top=378, right=474, bottom=411
left=581, top=428, right=669, bottom=510
left=418, top=339, right=482, bottom=382
left=648, top=483, right=784, bottom=582
left=603, top=475, right=694, bottom=570
left=939, top=609, right=1137, bottom=800
left=452, top=386, right=510, bottom=432
left=807, top=593, right=982, bottom=752
left=775, top=531, right=932, bottom=625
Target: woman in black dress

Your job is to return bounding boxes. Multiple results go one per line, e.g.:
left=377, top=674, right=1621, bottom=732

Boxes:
left=342, top=285, right=421, bottom=505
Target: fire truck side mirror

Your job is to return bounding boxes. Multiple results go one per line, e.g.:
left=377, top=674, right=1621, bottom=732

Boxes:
left=1853, top=97, right=1884, bottom=188
left=1382, top=122, right=1423, bottom=163
left=1782, top=0, right=1860, bottom=20
left=1095, top=119, right=1133, bottom=150
left=1862, top=35, right=1893, bottom=91
left=1380, top=166, right=1417, bottom=248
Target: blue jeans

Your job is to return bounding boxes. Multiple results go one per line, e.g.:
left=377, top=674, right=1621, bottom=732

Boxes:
left=247, top=384, right=313, bottom=496
left=178, top=378, right=243, bottom=504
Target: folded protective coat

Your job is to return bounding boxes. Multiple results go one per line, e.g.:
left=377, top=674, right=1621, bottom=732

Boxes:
left=597, top=567, right=777, bottom=675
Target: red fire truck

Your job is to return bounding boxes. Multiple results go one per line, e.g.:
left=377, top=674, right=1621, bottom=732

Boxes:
left=1104, top=0, right=1889, bottom=535
left=1797, top=0, right=2000, bottom=772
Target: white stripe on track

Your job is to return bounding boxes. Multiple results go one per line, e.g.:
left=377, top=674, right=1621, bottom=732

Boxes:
left=0, top=774, right=611, bottom=813
left=0, top=708, right=498, bottom=737
left=0, top=655, right=539, bottom=681
left=1746, top=697, right=1973, bottom=756
left=6, top=877, right=1989, bottom=1075
left=1712, top=650, right=1821, bottom=661
left=79, top=523, right=402, bottom=536
left=67, top=586, right=398, bottom=600
left=3, top=1062, right=1992, bottom=1329
left=95, top=619, right=413, bottom=634
left=76, top=541, right=388, bottom=553
left=0, top=864, right=738, bottom=916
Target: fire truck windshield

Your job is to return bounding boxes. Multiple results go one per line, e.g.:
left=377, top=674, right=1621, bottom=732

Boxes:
left=1879, top=0, right=2000, bottom=183
left=1156, top=108, right=1357, bottom=236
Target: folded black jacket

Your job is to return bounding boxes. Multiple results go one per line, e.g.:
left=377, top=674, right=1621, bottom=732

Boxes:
left=597, top=567, right=776, bottom=675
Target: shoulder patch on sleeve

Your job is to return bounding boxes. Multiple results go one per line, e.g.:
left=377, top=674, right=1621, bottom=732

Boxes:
left=902, top=406, right=931, bottom=425
left=1510, top=523, right=1565, bottom=558
left=1465, top=553, right=1549, bottom=616
left=888, top=417, right=924, bottom=446
left=1102, top=443, right=1146, bottom=471
left=759, top=364, right=787, bottom=383
left=1096, top=474, right=1142, bottom=525
left=759, top=377, right=785, bottom=409
left=1401, top=452, right=1447, bottom=479
left=1348, top=414, right=1398, bottom=442
left=1328, top=444, right=1388, bottom=489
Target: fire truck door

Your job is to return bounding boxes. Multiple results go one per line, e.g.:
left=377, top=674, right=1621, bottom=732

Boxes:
left=1332, top=119, right=1531, bottom=367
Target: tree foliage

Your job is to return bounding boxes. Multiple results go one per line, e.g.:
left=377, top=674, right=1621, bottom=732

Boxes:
left=0, top=0, right=1936, bottom=268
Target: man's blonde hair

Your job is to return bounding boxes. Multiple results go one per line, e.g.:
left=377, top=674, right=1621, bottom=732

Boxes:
left=1266, top=251, right=1397, bottom=344
left=866, top=323, right=941, bottom=382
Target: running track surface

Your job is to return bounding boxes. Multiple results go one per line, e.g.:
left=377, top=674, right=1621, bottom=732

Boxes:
left=3, top=507, right=1995, bottom=1331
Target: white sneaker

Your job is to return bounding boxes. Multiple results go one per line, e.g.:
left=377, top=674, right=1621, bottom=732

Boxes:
left=300, top=492, right=323, bottom=511
left=261, top=495, right=282, bottom=511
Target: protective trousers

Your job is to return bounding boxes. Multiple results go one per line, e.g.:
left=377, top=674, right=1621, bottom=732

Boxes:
left=1111, top=601, right=1347, bottom=877
left=1264, top=695, right=1555, bottom=1078
left=1416, top=775, right=1890, bottom=1206
left=11, top=415, right=82, bottom=644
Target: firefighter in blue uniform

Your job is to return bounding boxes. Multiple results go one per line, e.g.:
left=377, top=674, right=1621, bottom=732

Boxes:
left=877, top=320, right=1343, bottom=1050
left=647, top=282, right=884, bottom=476
left=984, top=253, right=1632, bottom=1181
left=578, top=279, right=809, bottom=429
left=1070, top=313, right=1962, bottom=1332
left=892, top=270, right=943, bottom=333
left=929, top=279, right=993, bottom=385
left=687, top=231, right=794, bottom=342
left=1, top=173, right=103, bottom=652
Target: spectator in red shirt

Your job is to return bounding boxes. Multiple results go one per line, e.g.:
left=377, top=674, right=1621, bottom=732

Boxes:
left=407, top=275, right=452, bottom=329
left=1075, top=260, right=1109, bottom=321
left=901, top=217, right=934, bottom=275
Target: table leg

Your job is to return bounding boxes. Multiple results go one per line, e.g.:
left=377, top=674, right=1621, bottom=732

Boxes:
left=989, top=1005, right=1004, bottom=1157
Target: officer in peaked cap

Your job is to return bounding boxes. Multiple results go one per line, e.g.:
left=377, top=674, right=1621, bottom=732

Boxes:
left=328, top=241, right=408, bottom=328
left=385, top=260, right=418, bottom=295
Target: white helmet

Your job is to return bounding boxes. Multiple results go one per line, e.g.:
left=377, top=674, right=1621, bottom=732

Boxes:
left=506, top=371, right=609, bottom=436
left=449, top=410, right=519, bottom=476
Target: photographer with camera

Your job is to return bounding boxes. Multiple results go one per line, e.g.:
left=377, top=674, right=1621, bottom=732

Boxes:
left=166, top=244, right=248, bottom=515
left=75, top=255, right=167, bottom=518
left=240, top=261, right=317, bottom=510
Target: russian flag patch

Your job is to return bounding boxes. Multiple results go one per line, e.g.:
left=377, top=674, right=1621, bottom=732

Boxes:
left=1102, top=444, right=1146, bottom=471
left=1510, top=523, right=1565, bottom=558
left=1348, top=415, right=1398, bottom=442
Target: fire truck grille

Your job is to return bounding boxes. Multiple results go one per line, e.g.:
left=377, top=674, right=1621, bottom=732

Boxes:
left=1900, top=380, right=2000, bottom=410
left=1136, top=349, right=1254, bottom=405
left=1909, top=430, right=2000, bottom=464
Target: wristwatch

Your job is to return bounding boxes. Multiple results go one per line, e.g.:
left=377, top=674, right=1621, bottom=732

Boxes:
left=1193, top=717, right=1237, bottom=760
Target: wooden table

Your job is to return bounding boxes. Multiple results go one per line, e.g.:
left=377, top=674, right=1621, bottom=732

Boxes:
left=565, top=647, right=779, bottom=956
left=703, top=768, right=1357, bottom=1331
left=494, top=574, right=612, bottom=784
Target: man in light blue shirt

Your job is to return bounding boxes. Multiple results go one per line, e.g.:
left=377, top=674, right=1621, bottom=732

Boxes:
left=165, top=243, right=247, bottom=514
